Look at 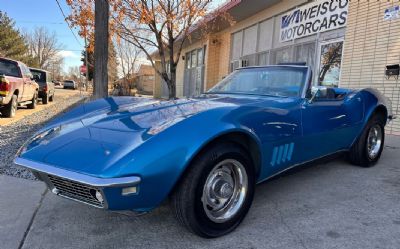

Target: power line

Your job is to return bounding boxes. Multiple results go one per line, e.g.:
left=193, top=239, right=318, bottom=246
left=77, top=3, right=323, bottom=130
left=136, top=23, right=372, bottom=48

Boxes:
left=54, top=0, right=82, bottom=47
left=16, top=20, right=64, bottom=25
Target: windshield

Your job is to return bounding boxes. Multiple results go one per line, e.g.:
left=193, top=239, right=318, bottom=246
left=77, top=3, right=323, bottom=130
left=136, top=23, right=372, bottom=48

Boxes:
left=207, top=66, right=308, bottom=97
left=30, top=70, right=46, bottom=83
left=0, top=59, right=20, bottom=77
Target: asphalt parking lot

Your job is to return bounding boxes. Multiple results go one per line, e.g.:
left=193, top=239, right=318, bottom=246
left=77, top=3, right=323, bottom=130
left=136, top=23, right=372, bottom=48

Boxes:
left=1, top=136, right=400, bottom=249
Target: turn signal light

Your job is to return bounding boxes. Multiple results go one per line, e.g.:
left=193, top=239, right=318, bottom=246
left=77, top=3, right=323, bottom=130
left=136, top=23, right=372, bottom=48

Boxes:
left=122, top=186, right=137, bottom=196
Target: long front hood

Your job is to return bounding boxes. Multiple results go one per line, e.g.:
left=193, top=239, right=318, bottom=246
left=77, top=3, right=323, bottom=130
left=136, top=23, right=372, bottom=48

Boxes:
left=19, top=95, right=271, bottom=176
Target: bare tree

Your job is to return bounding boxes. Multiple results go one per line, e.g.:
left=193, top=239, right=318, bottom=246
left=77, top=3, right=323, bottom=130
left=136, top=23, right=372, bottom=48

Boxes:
left=24, top=27, right=63, bottom=70
left=67, top=65, right=81, bottom=80
left=67, top=0, right=232, bottom=99
left=115, top=38, right=141, bottom=93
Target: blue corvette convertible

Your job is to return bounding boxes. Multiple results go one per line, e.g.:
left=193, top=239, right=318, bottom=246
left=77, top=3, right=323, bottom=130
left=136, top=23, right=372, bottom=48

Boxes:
left=15, top=65, right=393, bottom=237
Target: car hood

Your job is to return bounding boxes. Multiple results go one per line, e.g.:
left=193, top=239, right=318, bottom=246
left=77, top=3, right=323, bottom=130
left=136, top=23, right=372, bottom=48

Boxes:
left=20, top=94, right=283, bottom=176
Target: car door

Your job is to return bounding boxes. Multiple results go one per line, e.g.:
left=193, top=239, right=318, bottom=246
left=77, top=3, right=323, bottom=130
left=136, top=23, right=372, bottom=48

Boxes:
left=300, top=92, right=363, bottom=161
left=20, top=64, right=34, bottom=101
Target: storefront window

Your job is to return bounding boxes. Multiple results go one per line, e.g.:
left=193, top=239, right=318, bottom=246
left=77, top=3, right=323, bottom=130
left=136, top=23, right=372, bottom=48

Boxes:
left=318, top=41, right=343, bottom=87
left=272, top=47, right=292, bottom=64
left=258, top=52, right=269, bottom=66
left=295, top=43, right=315, bottom=68
left=191, top=50, right=197, bottom=68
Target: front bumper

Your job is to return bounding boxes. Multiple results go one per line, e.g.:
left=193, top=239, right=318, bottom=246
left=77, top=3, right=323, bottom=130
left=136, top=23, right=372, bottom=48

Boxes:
left=15, top=157, right=141, bottom=210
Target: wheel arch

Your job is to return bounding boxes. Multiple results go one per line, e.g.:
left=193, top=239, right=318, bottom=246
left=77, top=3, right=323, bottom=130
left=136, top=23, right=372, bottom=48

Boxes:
left=169, top=129, right=263, bottom=197
left=367, top=104, right=388, bottom=125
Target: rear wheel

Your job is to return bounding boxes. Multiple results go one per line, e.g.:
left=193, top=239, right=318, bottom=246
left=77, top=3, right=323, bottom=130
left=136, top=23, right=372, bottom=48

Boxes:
left=2, top=94, right=17, bottom=118
left=171, top=143, right=255, bottom=238
left=349, top=114, right=385, bottom=167
left=42, top=93, right=49, bottom=104
left=27, top=92, right=37, bottom=109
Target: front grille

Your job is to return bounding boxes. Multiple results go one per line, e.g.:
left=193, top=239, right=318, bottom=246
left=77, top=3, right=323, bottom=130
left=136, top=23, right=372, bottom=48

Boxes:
left=47, top=174, right=104, bottom=208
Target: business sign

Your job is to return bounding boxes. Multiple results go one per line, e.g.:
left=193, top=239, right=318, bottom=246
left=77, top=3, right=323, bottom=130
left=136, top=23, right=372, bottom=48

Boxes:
left=280, top=0, right=349, bottom=42
left=384, top=6, right=400, bottom=21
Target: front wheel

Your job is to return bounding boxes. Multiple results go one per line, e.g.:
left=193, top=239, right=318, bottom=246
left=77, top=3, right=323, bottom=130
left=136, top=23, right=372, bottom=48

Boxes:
left=349, top=114, right=385, bottom=167
left=171, top=143, right=255, bottom=238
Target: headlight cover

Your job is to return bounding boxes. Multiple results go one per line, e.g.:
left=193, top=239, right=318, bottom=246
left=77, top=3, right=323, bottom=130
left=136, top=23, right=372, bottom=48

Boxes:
left=16, top=126, right=62, bottom=157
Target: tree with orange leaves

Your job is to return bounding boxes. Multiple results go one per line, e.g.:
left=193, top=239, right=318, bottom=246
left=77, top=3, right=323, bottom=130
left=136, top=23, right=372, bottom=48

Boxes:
left=66, top=0, right=231, bottom=99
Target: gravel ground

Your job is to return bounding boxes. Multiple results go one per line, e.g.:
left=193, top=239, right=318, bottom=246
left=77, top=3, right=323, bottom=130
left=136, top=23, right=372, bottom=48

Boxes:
left=0, top=95, right=86, bottom=180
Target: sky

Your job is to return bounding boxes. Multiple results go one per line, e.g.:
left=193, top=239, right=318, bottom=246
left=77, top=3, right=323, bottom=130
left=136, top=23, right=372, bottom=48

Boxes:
left=1, top=0, right=84, bottom=72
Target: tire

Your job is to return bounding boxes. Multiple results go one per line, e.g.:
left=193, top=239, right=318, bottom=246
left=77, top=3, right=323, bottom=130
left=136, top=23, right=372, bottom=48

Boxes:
left=49, top=93, right=54, bottom=102
left=349, top=114, right=385, bottom=167
left=42, top=93, right=49, bottom=104
left=171, top=143, right=255, bottom=238
left=27, top=92, right=37, bottom=109
left=2, top=94, right=17, bottom=118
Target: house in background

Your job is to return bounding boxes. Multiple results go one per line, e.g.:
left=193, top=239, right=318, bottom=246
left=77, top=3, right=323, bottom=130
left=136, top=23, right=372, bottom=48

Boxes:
left=135, top=64, right=155, bottom=95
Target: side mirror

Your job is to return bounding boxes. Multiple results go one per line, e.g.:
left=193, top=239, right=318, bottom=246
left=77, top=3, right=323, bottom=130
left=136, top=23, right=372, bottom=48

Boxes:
left=308, top=86, right=320, bottom=104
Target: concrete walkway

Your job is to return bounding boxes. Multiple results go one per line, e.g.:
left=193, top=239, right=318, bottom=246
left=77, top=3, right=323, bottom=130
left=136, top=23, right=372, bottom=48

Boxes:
left=1, top=136, right=400, bottom=249
left=0, top=175, right=46, bottom=249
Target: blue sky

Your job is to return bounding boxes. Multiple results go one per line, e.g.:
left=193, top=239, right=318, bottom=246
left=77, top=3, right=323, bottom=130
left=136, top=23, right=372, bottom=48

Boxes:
left=1, top=0, right=84, bottom=72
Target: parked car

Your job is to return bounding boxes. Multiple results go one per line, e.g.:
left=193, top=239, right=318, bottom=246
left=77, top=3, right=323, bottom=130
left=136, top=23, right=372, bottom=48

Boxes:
left=30, top=68, right=55, bottom=104
left=63, top=80, right=77, bottom=90
left=0, top=57, right=39, bottom=117
left=15, top=65, right=393, bottom=237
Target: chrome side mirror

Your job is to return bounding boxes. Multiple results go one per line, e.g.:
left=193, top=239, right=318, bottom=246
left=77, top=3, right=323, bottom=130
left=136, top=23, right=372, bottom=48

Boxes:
left=308, top=86, right=320, bottom=104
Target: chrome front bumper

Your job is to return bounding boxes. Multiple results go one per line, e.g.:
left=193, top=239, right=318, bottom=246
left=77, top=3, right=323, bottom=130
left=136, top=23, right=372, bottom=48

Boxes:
left=15, top=157, right=141, bottom=209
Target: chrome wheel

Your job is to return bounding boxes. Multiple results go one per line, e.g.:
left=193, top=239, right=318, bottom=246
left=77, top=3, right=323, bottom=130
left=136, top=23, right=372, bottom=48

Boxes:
left=201, top=159, right=248, bottom=223
left=367, top=124, right=382, bottom=159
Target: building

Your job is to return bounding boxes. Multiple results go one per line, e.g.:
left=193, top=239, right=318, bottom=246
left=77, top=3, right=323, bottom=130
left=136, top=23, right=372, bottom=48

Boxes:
left=135, top=64, right=155, bottom=95
left=153, top=0, right=400, bottom=134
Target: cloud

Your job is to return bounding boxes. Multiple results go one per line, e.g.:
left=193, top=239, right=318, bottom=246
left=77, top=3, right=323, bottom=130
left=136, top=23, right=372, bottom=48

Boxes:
left=58, top=50, right=80, bottom=59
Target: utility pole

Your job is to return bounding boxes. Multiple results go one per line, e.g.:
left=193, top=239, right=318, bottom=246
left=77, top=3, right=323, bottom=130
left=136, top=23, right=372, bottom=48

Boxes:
left=93, top=0, right=109, bottom=99
left=84, top=37, right=89, bottom=92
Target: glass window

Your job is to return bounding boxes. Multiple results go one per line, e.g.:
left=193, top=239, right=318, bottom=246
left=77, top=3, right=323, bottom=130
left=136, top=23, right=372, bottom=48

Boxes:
left=243, top=25, right=258, bottom=56
left=272, top=47, right=292, bottom=64
left=231, top=31, right=243, bottom=60
left=30, top=69, right=46, bottom=83
left=295, top=43, right=315, bottom=68
left=318, top=41, right=343, bottom=87
left=0, top=59, right=20, bottom=77
left=258, top=19, right=274, bottom=52
left=197, top=48, right=204, bottom=66
left=186, top=52, right=191, bottom=69
left=258, top=52, right=269, bottom=66
left=191, top=50, right=197, bottom=68
left=208, top=66, right=308, bottom=97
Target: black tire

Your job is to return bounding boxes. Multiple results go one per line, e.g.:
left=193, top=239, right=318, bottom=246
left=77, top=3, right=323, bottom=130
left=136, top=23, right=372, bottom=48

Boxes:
left=171, top=143, right=255, bottom=238
left=49, top=93, right=54, bottom=102
left=42, top=93, right=49, bottom=104
left=349, top=114, right=385, bottom=167
left=2, top=94, right=17, bottom=118
left=27, top=92, right=37, bottom=109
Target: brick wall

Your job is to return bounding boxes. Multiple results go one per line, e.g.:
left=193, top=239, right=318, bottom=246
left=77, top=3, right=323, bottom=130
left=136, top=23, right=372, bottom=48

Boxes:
left=341, top=0, right=400, bottom=134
